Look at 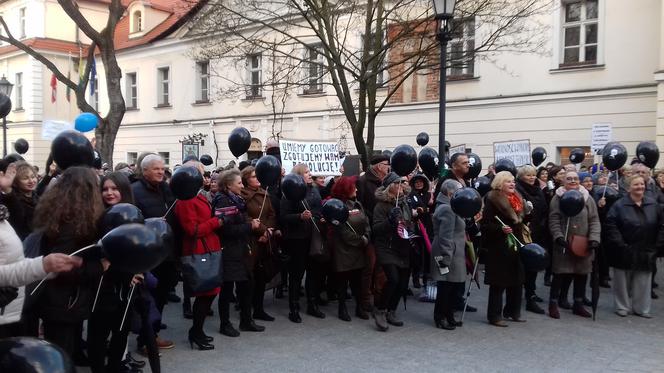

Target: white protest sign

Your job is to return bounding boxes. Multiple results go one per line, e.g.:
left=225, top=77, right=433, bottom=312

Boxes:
left=41, top=120, right=74, bottom=140
left=279, top=139, right=343, bottom=176
left=449, top=144, right=466, bottom=155
left=591, top=123, right=612, bottom=153
left=494, top=139, right=531, bottom=166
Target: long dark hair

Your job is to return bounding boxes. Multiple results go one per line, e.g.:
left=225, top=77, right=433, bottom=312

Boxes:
left=34, top=166, right=104, bottom=242
left=100, top=172, right=135, bottom=206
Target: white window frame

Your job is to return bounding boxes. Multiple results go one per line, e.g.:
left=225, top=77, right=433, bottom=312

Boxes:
left=447, top=17, right=476, bottom=79
left=246, top=53, right=262, bottom=98
left=132, top=10, right=142, bottom=33
left=158, top=151, right=170, bottom=166
left=18, top=7, right=25, bottom=38
left=157, top=67, right=170, bottom=106
left=303, top=44, right=325, bottom=94
left=14, top=72, right=22, bottom=110
left=553, top=0, right=604, bottom=68
left=195, top=61, right=209, bottom=102
left=126, top=72, right=138, bottom=109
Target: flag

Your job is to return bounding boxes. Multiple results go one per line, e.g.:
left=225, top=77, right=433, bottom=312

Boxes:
left=66, top=52, right=72, bottom=102
left=50, top=73, right=57, bottom=103
left=89, top=58, right=96, bottom=96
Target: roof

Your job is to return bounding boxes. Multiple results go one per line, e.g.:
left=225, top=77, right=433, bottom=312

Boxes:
left=0, top=38, right=90, bottom=57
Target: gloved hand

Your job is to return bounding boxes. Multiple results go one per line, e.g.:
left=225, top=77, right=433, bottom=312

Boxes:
left=0, top=287, right=19, bottom=308
left=388, top=207, right=402, bottom=227
left=555, top=237, right=569, bottom=250
left=589, top=241, right=600, bottom=251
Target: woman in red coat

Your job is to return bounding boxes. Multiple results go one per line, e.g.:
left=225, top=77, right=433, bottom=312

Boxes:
left=175, top=163, right=223, bottom=351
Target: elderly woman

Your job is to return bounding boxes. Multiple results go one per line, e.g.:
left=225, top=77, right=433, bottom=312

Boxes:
left=431, top=179, right=464, bottom=330
left=548, top=171, right=601, bottom=319
left=372, top=172, right=414, bottom=331
left=481, top=171, right=527, bottom=327
left=515, top=165, right=548, bottom=315
left=604, top=175, right=664, bottom=318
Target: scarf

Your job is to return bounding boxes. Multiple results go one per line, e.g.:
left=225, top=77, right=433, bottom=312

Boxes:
left=225, top=191, right=247, bottom=212
left=507, top=192, right=523, bottom=214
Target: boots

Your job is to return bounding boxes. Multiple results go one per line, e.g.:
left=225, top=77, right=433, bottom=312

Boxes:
left=288, top=303, right=302, bottom=323
left=385, top=310, right=403, bottom=327
left=182, top=298, right=193, bottom=319
left=239, top=319, right=265, bottom=332
left=355, top=304, right=369, bottom=320
left=188, top=328, right=214, bottom=350
left=373, top=309, right=389, bottom=331
left=548, top=302, right=560, bottom=319
left=572, top=301, right=592, bottom=318
left=526, top=297, right=545, bottom=314
left=338, top=301, right=351, bottom=322
left=306, top=300, right=326, bottom=319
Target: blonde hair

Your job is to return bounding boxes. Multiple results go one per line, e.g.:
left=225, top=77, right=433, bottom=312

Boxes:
left=517, top=165, right=536, bottom=180
left=291, top=163, right=309, bottom=176
left=491, top=171, right=514, bottom=190
left=12, top=161, right=36, bottom=190
left=625, top=174, right=645, bottom=188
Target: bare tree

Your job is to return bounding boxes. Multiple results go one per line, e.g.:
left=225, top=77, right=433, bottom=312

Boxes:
left=189, top=0, right=552, bottom=168
left=0, top=0, right=126, bottom=166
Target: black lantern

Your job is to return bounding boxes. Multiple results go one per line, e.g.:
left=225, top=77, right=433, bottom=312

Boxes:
left=0, top=75, right=13, bottom=157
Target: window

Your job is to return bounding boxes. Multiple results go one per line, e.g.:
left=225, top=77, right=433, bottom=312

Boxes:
left=158, top=152, right=170, bottom=166
left=246, top=54, right=262, bottom=98
left=132, top=11, right=142, bottom=33
left=18, top=8, right=25, bottom=38
left=127, top=152, right=138, bottom=165
left=91, top=78, right=99, bottom=111
left=14, top=72, right=22, bottom=110
left=304, top=44, right=324, bottom=94
left=361, top=32, right=387, bottom=87
left=157, top=67, right=170, bottom=106
left=196, top=61, right=209, bottom=102
left=126, top=72, right=137, bottom=109
left=447, top=17, right=475, bottom=78
left=561, top=0, right=598, bottom=66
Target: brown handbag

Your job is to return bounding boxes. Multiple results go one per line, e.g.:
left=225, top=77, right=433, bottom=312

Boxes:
left=569, top=235, right=590, bottom=257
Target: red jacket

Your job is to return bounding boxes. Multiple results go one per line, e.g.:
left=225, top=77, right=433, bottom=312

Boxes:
left=175, top=194, right=222, bottom=257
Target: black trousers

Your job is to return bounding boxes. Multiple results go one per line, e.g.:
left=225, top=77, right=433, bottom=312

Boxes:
left=87, top=306, right=131, bottom=373
left=151, top=260, right=179, bottom=315
left=285, top=238, right=324, bottom=306
left=524, top=270, right=539, bottom=299
left=434, top=281, right=464, bottom=322
left=252, top=266, right=268, bottom=313
left=0, top=321, right=24, bottom=338
left=134, top=286, right=160, bottom=373
left=487, top=285, right=522, bottom=322
left=549, top=273, right=587, bottom=303
left=335, top=269, right=362, bottom=306
left=43, top=320, right=83, bottom=358
left=376, top=264, right=409, bottom=311
left=219, top=280, right=252, bottom=324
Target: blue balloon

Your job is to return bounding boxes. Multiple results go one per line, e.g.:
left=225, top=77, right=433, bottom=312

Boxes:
left=75, top=112, right=98, bottom=132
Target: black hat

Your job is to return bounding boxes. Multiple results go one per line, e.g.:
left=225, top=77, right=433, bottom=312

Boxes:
left=382, top=172, right=401, bottom=188
left=371, top=154, right=390, bottom=165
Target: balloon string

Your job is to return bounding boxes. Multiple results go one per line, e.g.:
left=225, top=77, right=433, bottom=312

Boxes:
left=346, top=221, right=358, bottom=236
left=494, top=216, right=523, bottom=248
left=162, top=200, right=178, bottom=219
left=563, top=218, right=570, bottom=255
left=119, top=284, right=136, bottom=331
left=301, top=200, right=320, bottom=233
left=91, top=274, right=104, bottom=313
left=258, top=186, right=268, bottom=221
left=395, top=183, right=401, bottom=208
left=30, top=244, right=97, bottom=296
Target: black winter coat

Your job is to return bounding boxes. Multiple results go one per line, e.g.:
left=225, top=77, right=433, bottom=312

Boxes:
left=516, top=180, right=549, bottom=245
left=132, top=178, right=179, bottom=260
left=356, top=168, right=382, bottom=223
left=279, top=185, right=322, bottom=240
left=372, top=187, right=413, bottom=269
left=4, top=191, right=37, bottom=240
left=603, top=195, right=664, bottom=271
left=211, top=192, right=252, bottom=282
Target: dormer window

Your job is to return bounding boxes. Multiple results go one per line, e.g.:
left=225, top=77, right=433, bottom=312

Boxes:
left=132, top=10, right=142, bottom=33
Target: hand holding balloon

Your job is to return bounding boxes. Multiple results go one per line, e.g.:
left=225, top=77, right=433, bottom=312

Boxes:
left=300, top=210, right=312, bottom=220
left=42, top=254, right=83, bottom=274
left=501, top=226, right=513, bottom=234
left=250, top=218, right=261, bottom=231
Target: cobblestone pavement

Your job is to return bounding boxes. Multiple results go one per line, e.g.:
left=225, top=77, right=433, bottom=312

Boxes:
left=116, top=265, right=664, bottom=373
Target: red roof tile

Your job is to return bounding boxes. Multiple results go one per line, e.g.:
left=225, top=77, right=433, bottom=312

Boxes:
left=0, top=38, right=90, bottom=57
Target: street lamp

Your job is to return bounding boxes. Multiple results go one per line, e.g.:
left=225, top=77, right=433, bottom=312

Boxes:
left=432, top=0, right=456, bottom=174
left=0, top=75, right=13, bottom=157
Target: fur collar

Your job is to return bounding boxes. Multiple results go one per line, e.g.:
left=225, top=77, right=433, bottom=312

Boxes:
left=486, top=190, right=523, bottom=225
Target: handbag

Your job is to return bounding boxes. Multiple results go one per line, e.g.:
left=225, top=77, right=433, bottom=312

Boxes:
left=569, top=235, right=590, bottom=258
left=181, top=237, right=222, bottom=293
left=309, top=223, right=330, bottom=262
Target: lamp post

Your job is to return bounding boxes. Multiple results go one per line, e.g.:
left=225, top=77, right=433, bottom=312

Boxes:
left=432, top=0, right=456, bottom=174
left=0, top=75, right=14, bottom=157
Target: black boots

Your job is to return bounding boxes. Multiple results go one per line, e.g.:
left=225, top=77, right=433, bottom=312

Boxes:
left=338, top=301, right=351, bottom=322
left=289, top=303, right=302, bottom=323
left=306, top=300, right=326, bottom=319
left=188, top=329, right=214, bottom=350
left=526, top=296, right=545, bottom=314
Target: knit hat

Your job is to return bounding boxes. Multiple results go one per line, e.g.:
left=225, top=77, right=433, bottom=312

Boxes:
left=370, top=154, right=390, bottom=165
left=382, top=172, right=401, bottom=188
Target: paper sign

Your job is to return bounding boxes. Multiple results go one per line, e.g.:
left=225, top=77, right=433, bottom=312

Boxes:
left=449, top=144, right=466, bottom=155
left=494, top=139, right=531, bottom=166
left=591, top=123, right=612, bottom=153
left=41, top=120, right=73, bottom=140
left=279, top=139, right=343, bottom=176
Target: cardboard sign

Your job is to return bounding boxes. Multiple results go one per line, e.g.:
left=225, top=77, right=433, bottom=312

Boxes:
left=591, top=123, right=612, bottom=153
left=493, top=139, right=531, bottom=166
left=41, top=120, right=73, bottom=140
left=279, top=139, right=343, bottom=176
left=449, top=144, right=466, bottom=155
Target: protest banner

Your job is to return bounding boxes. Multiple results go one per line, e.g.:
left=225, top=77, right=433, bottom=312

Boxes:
left=449, top=144, right=466, bottom=155
left=279, top=139, right=344, bottom=176
left=591, top=123, right=612, bottom=154
left=494, top=139, right=531, bottom=166
left=42, top=120, right=73, bottom=140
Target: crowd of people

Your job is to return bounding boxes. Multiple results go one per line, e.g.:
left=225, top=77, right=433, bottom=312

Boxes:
left=0, top=145, right=662, bottom=372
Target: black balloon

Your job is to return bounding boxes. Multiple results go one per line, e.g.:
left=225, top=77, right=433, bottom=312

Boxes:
left=200, top=154, right=213, bottom=166
left=101, top=223, right=165, bottom=274
left=520, top=243, right=549, bottom=272
left=636, top=141, right=659, bottom=169
left=0, top=337, right=75, bottom=373
left=592, top=185, right=619, bottom=203
left=560, top=189, right=585, bottom=217
left=602, top=142, right=627, bottom=171
left=100, top=203, right=144, bottom=234
left=51, top=130, right=94, bottom=170
left=416, top=132, right=429, bottom=146
left=381, top=149, right=393, bottom=158
left=531, top=147, right=547, bottom=167
left=569, top=147, right=585, bottom=164
left=14, top=138, right=29, bottom=154
left=250, top=158, right=259, bottom=166
left=450, top=187, right=482, bottom=219
left=255, top=155, right=281, bottom=186
left=183, top=154, right=198, bottom=163
left=321, top=198, right=349, bottom=226
left=170, top=166, right=203, bottom=200
left=281, top=174, right=307, bottom=201
left=473, top=176, right=492, bottom=197
left=495, top=158, right=517, bottom=176
left=467, top=153, right=482, bottom=179
left=144, top=217, right=174, bottom=262
left=418, top=147, right=439, bottom=180
left=0, top=92, right=12, bottom=118
left=4, top=153, right=24, bottom=163
left=391, top=144, right=417, bottom=177
left=228, top=127, right=252, bottom=157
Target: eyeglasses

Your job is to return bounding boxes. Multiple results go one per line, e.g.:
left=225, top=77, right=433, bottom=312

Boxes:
left=393, top=180, right=408, bottom=185
left=379, top=162, right=390, bottom=167
left=565, top=177, right=579, bottom=181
